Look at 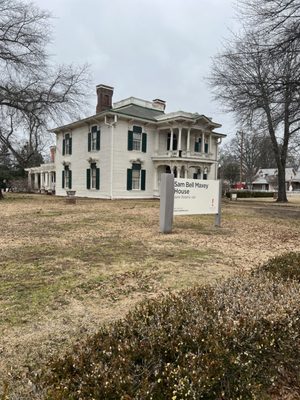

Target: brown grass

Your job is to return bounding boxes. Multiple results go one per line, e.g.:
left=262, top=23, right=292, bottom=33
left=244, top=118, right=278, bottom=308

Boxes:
left=0, top=193, right=300, bottom=398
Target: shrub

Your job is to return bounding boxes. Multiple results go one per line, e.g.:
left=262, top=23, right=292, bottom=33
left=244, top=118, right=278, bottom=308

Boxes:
left=226, top=190, right=275, bottom=199
left=255, top=252, right=300, bottom=282
left=37, top=269, right=300, bottom=400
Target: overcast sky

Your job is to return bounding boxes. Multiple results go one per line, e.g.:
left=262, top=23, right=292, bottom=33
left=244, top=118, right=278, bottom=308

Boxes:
left=34, top=0, right=240, bottom=141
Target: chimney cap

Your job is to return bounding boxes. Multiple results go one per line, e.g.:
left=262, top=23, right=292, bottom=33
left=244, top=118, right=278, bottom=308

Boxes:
left=96, top=84, right=114, bottom=91
left=153, top=98, right=166, bottom=104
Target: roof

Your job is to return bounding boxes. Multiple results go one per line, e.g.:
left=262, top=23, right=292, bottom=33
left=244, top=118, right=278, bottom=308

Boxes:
left=253, top=167, right=296, bottom=184
left=113, top=104, right=164, bottom=121
left=50, top=96, right=223, bottom=133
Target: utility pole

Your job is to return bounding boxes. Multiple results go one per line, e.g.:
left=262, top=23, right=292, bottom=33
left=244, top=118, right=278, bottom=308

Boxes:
left=237, top=130, right=244, bottom=184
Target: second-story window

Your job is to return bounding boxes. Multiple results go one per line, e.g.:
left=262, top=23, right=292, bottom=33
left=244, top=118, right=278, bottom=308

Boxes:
left=194, top=138, right=201, bottom=152
left=63, top=133, right=72, bottom=155
left=205, top=139, right=209, bottom=153
left=167, top=133, right=177, bottom=150
left=133, top=132, right=142, bottom=151
left=88, top=126, right=100, bottom=151
left=128, top=125, right=147, bottom=152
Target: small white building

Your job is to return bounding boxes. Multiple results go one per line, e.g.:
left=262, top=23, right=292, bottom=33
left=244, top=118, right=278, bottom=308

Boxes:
left=27, top=84, right=225, bottom=199
left=252, top=168, right=298, bottom=191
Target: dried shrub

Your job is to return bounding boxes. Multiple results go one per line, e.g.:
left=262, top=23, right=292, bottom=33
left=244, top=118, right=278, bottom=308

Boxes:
left=255, top=252, right=300, bottom=282
left=37, top=262, right=300, bottom=399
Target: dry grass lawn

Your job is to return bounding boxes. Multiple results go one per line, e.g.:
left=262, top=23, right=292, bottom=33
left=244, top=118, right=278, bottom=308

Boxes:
left=1, top=193, right=300, bottom=398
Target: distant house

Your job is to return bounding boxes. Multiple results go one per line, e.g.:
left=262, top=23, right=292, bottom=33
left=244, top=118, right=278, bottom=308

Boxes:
left=252, top=168, right=299, bottom=191
left=25, top=84, right=226, bottom=198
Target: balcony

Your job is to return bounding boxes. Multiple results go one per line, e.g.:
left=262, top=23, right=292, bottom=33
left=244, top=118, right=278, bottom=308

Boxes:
left=151, top=150, right=215, bottom=162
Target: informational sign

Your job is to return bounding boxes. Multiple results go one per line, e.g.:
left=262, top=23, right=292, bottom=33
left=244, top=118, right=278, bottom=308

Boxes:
left=174, top=178, right=220, bottom=215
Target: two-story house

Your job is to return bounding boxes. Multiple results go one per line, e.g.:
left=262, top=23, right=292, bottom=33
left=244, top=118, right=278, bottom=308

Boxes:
left=26, top=84, right=225, bottom=198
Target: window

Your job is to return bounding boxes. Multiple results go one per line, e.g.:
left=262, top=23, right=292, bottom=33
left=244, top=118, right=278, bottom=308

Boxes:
left=62, top=166, right=72, bottom=189
left=86, top=163, right=100, bottom=190
left=167, top=133, right=177, bottom=150
left=127, top=163, right=146, bottom=191
left=205, top=141, right=209, bottom=153
left=194, top=138, right=201, bottom=152
left=133, top=132, right=142, bottom=151
left=128, top=126, right=147, bottom=152
left=88, top=126, right=100, bottom=151
left=193, top=169, right=201, bottom=179
left=63, top=133, right=72, bottom=155
left=132, top=168, right=140, bottom=189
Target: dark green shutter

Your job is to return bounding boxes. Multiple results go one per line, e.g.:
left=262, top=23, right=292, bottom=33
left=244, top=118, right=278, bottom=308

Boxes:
left=142, top=133, right=147, bottom=153
left=88, top=132, right=91, bottom=152
left=69, top=170, right=72, bottom=189
left=62, top=170, right=65, bottom=188
left=62, top=139, right=65, bottom=155
left=69, top=137, right=72, bottom=155
left=205, top=143, right=209, bottom=153
left=96, top=168, right=100, bottom=190
left=133, top=125, right=142, bottom=133
left=128, top=131, right=133, bottom=151
left=141, top=170, right=146, bottom=191
left=96, top=131, right=100, bottom=150
left=194, top=142, right=199, bottom=152
left=127, top=169, right=132, bottom=190
left=86, top=169, right=91, bottom=189
left=132, top=163, right=141, bottom=170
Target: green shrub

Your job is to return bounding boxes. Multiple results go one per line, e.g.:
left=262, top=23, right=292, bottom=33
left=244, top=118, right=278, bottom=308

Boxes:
left=37, top=269, right=300, bottom=400
left=226, top=191, right=275, bottom=198
left=256, top=252, right=300, bottom=282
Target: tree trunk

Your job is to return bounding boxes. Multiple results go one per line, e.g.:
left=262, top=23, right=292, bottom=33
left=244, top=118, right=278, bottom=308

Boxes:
left=0, top=188, right=3, bottom=200
left=277, top=166, right=287, bottom=202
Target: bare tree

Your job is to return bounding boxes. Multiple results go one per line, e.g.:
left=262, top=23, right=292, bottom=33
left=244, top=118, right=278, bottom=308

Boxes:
left=0, top=0, right=90, bottom=181
left=220, top=131, right=278, bottom=187
left=210, top=29, right=300, bottom=202
left=239, top=0, right=300, bottom=47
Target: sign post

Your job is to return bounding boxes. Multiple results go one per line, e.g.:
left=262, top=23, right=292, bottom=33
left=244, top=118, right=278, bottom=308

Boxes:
left=160, top=174, right=222, bottom=233
left=159, top=173, right=174, bottom=233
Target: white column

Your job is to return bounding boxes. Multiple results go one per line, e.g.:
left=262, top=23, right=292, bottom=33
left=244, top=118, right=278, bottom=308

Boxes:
left=170, top=128, right=174, bottom=152
left=201, top=131, right=205, bottom=153
left=155, top=130, right=159, bottom=155
left=187, top=128, right=191, bottom=153
left=40, top=172, right=44, bottom=189
left=27, top=172, right=32, bottom=190
left=184, top=166, right=188, bottom=178
left=154, top=165, right=158, bottom=191
left=178, top=127, right=182, bottom=151
left=209, top=133, right=212, bottom=155
left=34, top=173, right=39, bottom=190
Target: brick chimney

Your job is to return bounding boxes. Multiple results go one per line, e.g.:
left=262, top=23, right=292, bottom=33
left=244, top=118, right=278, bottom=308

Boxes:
left=96, top=84, right=114, bottom=113
left=152, top=98, right=166, bottom=111
left=50, top=146, right=56, bottom=163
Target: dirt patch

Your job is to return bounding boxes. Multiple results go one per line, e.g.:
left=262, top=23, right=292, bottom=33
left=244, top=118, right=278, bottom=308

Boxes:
left=0, top=194, right=300, bottom=398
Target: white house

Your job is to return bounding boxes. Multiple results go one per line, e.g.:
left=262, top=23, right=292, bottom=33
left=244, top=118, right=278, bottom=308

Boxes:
left=252, top=167, right=299, bottom=191
left=26, top=84, right=226, bottom=199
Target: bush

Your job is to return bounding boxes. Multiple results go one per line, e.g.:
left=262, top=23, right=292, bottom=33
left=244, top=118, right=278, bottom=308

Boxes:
left=226, top=190, right=275, bottom=199
left=37, top=266, right=300, bottom=399
left=255, top=252, right=300, bottom=282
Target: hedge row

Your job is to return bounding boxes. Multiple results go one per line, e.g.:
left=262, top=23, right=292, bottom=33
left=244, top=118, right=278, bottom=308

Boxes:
left=226, top=190, right=275, bottom=198
left=37, top=253, right=300, bottom=400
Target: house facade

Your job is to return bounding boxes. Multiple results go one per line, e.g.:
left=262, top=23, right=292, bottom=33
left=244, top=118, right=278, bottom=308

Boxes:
left=27, top=84, right=225, bottom=199
left=252, top=168, right=300, bottom=191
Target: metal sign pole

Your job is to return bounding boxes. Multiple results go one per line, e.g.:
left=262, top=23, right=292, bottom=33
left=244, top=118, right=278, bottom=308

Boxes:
left=160, top=173, right=174, bottom=233
left=215, top=179, right=222, bottom=227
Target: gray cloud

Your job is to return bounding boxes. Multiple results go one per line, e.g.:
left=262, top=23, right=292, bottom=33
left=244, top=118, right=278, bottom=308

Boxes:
left=34, top=0, right=239, bottom=138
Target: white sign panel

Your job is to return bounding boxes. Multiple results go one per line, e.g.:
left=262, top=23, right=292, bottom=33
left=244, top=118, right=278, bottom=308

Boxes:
left=174, top=178, right=220, bottom=215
